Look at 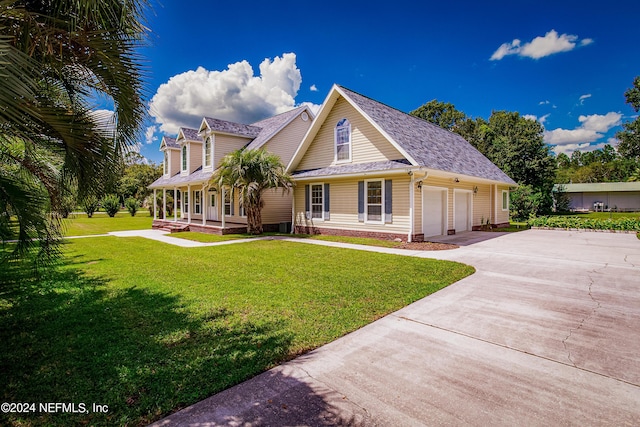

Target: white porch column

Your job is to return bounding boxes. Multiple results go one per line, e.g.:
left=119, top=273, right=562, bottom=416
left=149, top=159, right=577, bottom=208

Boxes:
left=173, top=187, right=178, bottom=222
left=187, top=184, right=191, bottom=223
left=202, top=184, right=206, bottom=226
left=408, top=172, right=414, bottom=242
left=221, top=187, right=226, bottom=229
left=153, top=189, right=157, bottom=220
left=162, top=189, right=166, bottom=220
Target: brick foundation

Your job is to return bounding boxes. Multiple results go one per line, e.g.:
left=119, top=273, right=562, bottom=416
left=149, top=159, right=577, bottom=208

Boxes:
left=294, top=225, right=424, bottom=242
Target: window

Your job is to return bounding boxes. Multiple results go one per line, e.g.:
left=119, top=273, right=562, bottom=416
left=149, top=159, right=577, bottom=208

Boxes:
left=335, top=118, right=351, bottom=162
left=204, top=136, right=212, bottom=167
left=194, top=191, right=201, bottom=214
left=163, top=151, right=168, bottom=175
left=311, top=184, right=323, bottom=219
left=182, top=146, right=187, bottom=171
left=224, top=190, right=232, bottom=216
left=210, top=193, right=216, bottom=207
left=183, top=191, right=189, bottom=215
left=502, top=190, right=509, bottom=211
left=366, top=180, right=383, bottom=222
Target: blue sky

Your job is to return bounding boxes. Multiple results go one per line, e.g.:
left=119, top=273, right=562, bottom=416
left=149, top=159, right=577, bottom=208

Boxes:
left=134, top=0, right=640, bottom=164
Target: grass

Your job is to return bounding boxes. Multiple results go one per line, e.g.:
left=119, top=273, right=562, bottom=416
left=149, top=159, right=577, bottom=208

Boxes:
left=306, top=234, right=404, bottom=248
left=168, top=231, right=254, bottom=243
left=62, top=211, right=153, bottom=236
left=0, top=224, right=473, bottom=426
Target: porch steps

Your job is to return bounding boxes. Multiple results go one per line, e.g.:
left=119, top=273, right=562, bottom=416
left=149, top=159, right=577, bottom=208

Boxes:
left=159, top=223, right=190, bottom=233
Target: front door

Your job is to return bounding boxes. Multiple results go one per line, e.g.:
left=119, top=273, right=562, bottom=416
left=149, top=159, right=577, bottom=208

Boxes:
left=207, top=192, right=218, bottom=221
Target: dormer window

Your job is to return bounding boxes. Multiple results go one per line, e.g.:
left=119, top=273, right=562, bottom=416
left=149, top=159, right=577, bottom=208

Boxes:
left=182, top=145, right=187, bottom=171
left=204, top=136, right=212, bottom=167
left=335, top=118, right=351, bottom=162
left=164, top=151, right=168, bottom=175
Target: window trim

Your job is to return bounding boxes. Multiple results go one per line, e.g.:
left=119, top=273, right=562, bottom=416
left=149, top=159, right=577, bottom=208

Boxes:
left=310, top=183, right=325, bottom=220
left=334, top=118, right=352, bottom=163
left=181, top=145, right=188, bottom=172
left=163, top=151, right=169, bottom=175
left=365, top=179, right=384, bottom=224
left=502, top=190, right=509, bottom=211
left=182, top=190, right=189, bottom=217
left=194, top=190, right=201, bottom=215
left=224, top=189, right=232, bottom=216
left=204, top=136, right=212, bottom=168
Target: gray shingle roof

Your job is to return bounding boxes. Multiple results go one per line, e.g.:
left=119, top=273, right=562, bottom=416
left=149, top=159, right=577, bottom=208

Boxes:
left=338, top=86, right=516, bottom=184
left=179, top=127, right=203, bottom=142
left=245, top=106, right=307, bottom=150
left=149, top=166, right=213, bottom=189
left=293, top=159, right=411, bottom=178
left=202, top=117, right=262, bottom=139
left=162, top=136, right=179, bottom=149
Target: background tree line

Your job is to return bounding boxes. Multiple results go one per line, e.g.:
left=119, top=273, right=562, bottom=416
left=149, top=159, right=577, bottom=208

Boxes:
left=410, top=75, right=640, bottom=219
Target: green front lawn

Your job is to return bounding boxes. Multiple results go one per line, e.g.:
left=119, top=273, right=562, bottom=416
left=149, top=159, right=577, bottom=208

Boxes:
left=0, top=235, right=473, bottom=426
left=62, top=211, right=153, bottom=236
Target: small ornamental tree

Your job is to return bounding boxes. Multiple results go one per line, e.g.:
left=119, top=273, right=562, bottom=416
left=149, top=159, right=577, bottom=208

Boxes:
left=125, top=197, right=139, bottom=217
left=211, top=149, right=293, bottom=234
left=102, top=194, right=120, bottom=217
left=83, top=196, right=100, bottom=218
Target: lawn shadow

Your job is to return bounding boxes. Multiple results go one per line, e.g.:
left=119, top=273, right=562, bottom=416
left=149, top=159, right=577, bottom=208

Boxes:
left=0, top=256, right=294, bottom=426
left=151, top=365, right=373, bottom=426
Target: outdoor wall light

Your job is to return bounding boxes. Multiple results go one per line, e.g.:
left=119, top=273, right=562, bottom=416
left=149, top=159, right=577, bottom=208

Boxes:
left=473, top=186, right=478, bottom=194
left=454, top=177, right=460, bottom=183
left=417, top=180, right=423, bottom=190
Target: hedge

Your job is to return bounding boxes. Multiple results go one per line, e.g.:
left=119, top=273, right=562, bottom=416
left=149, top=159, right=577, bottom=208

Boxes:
left=528, top=216, right=640, bottom=232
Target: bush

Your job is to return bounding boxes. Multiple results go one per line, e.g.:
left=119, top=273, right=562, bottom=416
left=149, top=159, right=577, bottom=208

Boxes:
left=102, top=194, right=120, bottom=217
left=125, top=197, right=139, bottom=217
left=58, top=194, right=77, bottom=218
left=82, top=195, right=100, bottom=218
left=528, top=216, right=640, bottom=231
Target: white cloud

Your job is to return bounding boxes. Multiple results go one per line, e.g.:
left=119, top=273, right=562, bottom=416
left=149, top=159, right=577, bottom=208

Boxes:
left=310, top=84, right=318, bottom=92
left=149, top=53, right=303, bottom=134
left=539, top=100, right=550, bottom=105
left=145, top=126, right=158, bottom=145
left=490, top=30, right=592, bottom=60
left=544, top=112, right=622, bottom=145
left=579, top=94, right=592, bottom=105
left=551, top=142, right=607, bottom=155
left=298, top=101, right=322, bottom=116
left=523, top=113, right=550, bottom=125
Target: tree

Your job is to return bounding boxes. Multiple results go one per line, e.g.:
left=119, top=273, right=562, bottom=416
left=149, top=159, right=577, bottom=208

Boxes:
left=211, top=149, right=294, bottom=235
left=0, top=0, right=148, bottom=262
left=117, top=162, right=162, bottom=204
left=617, top=76, right=640, bottom=159
left=410, top=100, right=467, bottom=131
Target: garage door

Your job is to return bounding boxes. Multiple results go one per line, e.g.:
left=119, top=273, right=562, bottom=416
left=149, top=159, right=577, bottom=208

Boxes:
left=423, top=188, right=446, bottom=237
left=455, top=191, right=469, bottom=232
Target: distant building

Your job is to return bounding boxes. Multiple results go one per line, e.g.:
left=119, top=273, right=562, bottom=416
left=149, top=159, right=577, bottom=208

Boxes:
left=554, top=182, right=640, bottom=212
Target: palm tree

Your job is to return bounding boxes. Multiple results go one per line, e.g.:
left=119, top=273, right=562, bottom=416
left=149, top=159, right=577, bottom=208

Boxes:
left=212, top=149, right=294, bottom=235
left=0, top=0, right=148, bottom=262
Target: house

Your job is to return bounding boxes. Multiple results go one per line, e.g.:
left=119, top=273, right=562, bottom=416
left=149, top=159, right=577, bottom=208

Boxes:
left=149, top=106, right=314, bottom=233
left=287, top=85, right=517, bottom=242
left=554, top=182, right=640, bottom=212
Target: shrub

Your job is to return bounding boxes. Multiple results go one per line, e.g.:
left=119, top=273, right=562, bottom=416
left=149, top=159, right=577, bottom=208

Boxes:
left=528, top=216, right=640, bottom=231
left=82, top=195, right=100, bottom=218
left=102, top=194, right=120, bottom=217
left=125, top=197, right=139, bottom=217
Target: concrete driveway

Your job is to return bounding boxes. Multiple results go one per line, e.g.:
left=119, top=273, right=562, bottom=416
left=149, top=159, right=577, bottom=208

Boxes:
left=151, top=230, right=640, bottom=426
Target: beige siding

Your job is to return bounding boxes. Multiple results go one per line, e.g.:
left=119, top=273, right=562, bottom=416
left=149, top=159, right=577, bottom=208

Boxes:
left=169, top=150, right=181, bottom=177
left=261, top=189, right=293, bottom=224
left=189, top=142, right=202, bottom=173
left=263, top=115, right=312, bottom=167
left=296, top=97, right=405, bottom=171
left=294, top=174, right=411, bottom=236
left=214, top=134, right=252, bottom=168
